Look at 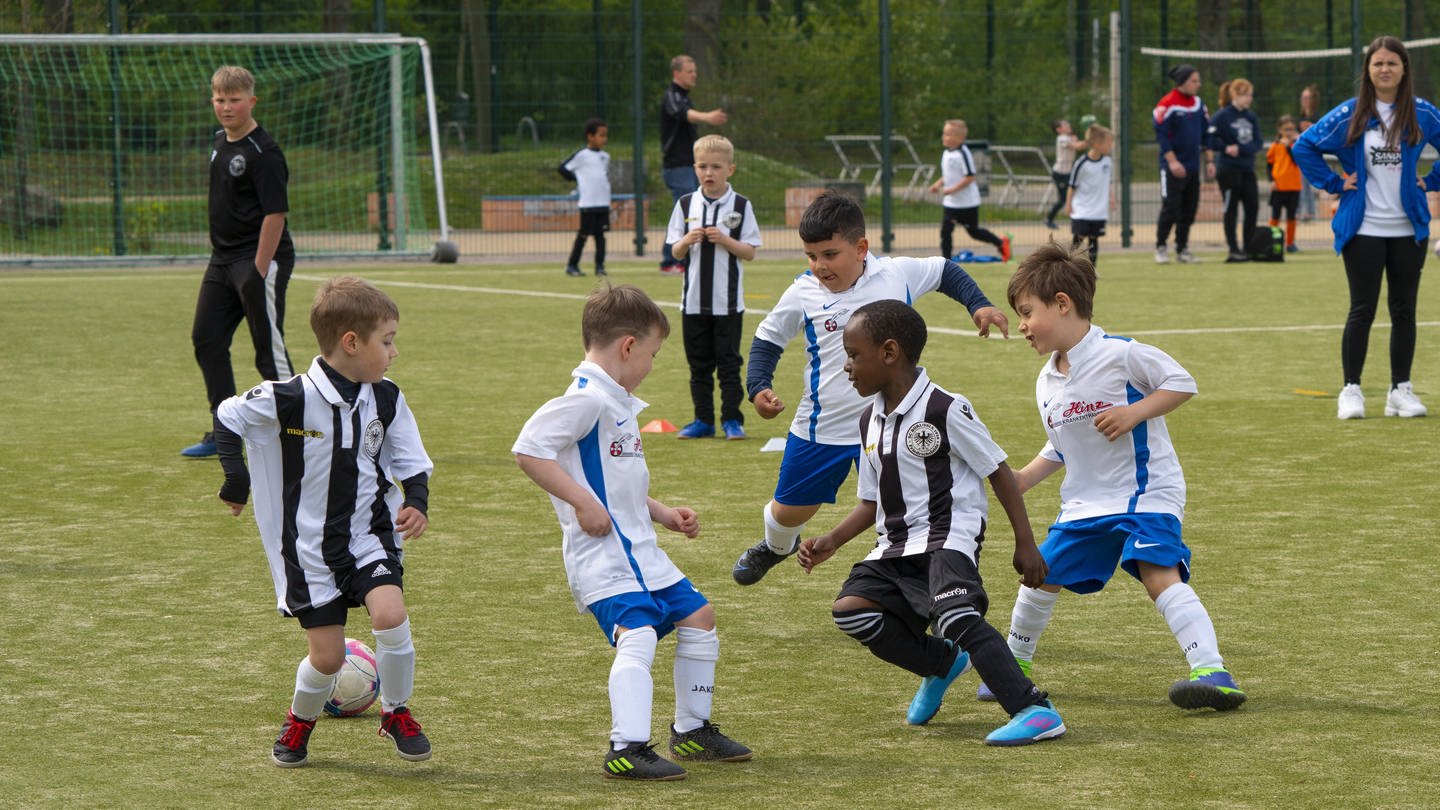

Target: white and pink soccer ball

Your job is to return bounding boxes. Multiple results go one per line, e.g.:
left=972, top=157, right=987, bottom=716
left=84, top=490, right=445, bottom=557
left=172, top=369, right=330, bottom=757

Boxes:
left=323, top=638, right=380, bottom=717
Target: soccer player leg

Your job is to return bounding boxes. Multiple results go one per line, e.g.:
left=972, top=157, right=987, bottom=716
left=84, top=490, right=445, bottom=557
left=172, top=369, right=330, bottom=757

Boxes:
left=610, top=625, right=658, bottom=748
left=192, top=259, right=248, bottom=412
left=292, top=648, right=341, bottom=722
left=239, top=255, right=294, bottom=381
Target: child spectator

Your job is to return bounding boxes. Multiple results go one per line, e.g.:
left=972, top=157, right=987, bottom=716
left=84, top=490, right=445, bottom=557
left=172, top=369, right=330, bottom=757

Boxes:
left=1046, top=119, right=1083, bottom=230
left=731, top=191, right=1009, bottom=585
left=973, top=242, right=1247, bottom=713
left=1266, top=116, right=1303, bottom=253
left=667, top=134, right=761, bottom=441
left=559, top=117, right=611, bottom=277
left=215, top=276, right=434, bottom=767
left=1065, top=124, right=1114, bottom=267
left=797, top=299, right=1065, bottom=746
left=927, top=119, right=1011, bottom=262
left=513, top=284, right=752, bottom=781
left=183, top=65, right=296, bottom=457
left=1208, top=78, right=1262, bottom=263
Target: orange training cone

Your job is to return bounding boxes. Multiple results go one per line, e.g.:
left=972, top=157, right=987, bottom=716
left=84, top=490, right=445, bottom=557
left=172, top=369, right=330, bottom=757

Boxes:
left=641, top=419, right=679, bottom=433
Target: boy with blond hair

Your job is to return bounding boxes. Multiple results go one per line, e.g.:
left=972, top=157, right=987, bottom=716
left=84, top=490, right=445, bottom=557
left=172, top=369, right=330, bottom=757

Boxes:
left=927, top=119, right=1010, bottom=261
left=184, top=65, right=296, bottom=458
left=1065, top=124, right=1115, bottom=267
left=216, top=276, right=434, bottom=767
left=667, top=134, right=762, bottom=441
left=514, top=284, right=752, bottom=780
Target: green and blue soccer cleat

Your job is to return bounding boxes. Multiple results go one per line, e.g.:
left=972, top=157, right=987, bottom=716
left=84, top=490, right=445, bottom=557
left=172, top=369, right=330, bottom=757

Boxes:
left=1169, top=667, right=1247, bottom=711
left=906, top=641, right=973, bottom=725
left=984, top=699, right=1066, bottom=746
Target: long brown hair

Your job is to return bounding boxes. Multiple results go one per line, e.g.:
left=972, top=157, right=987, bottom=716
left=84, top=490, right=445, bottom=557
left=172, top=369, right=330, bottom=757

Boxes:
left=1346, top=35, right=1420, bottom=148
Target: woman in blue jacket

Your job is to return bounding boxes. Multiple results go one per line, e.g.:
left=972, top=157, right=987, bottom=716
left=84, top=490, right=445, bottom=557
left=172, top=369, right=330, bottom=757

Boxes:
left=1293, top=35, right=1440, bottom=421
left=1208, top=78, right=1262, bottom=262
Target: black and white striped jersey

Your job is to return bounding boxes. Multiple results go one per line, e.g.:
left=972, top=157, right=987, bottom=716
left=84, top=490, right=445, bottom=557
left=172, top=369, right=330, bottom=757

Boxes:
left=216, top=356, right=432, bottom=616
left=856, top=369, right=1006, bottom=561
left=665, top=184, right=761, bottom=316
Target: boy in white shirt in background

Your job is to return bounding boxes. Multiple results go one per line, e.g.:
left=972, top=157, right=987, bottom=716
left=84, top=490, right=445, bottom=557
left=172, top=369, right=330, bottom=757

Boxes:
left=559, top=118, right=611, bottom=277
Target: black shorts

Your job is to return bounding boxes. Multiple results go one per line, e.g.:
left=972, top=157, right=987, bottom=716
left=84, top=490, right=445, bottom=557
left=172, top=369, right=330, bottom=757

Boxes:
left=295, top=557, right=405, bottom=628
left=1071, top=219, right=1106, bottom=238
left=578, top=206, right=611, bottom=236
left=837, top=548, right=989, bottom=633
left=1269, top=190, right=1299, bottom=217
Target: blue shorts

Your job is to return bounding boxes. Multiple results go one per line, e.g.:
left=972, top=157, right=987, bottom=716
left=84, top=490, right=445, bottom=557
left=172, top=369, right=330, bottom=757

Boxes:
left=1040, top=513, right=1191, bottom=594
left=773, top=433, right=860, bottom=506
left=588, top=578, right=710, bottom=646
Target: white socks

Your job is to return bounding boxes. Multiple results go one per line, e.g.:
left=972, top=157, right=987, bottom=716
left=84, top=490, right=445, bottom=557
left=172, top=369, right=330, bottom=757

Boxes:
left=373, top=619, right=416, bottom=711
left=609, top=626, right=657, bottom=748
left=763, top=502, right=802, bottom=555
left=673, top=627, right=719, bottom=734
left=1155, top=582, right=1224, bottom=671
left=291, top=656, right=337, bottom=721
left=1005, top=586, right=1059, bottom=661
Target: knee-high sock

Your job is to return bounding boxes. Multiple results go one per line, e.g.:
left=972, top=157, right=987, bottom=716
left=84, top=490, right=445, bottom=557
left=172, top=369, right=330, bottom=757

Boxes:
left=950, top=614, right=1047, bottom=716
left=373, top=618, right=416, bottom=711
left=673, top=626, right=719, bottom=733
left=292, top=655, right=338, bottom=721
left=1005, top=586, right=1059, bottom=661
left=1285, top=219, right=1297, bottom=246
left=764, top=501, right=802, bottom=555
left=609, top=626, right=657, bottom=747
left=833, top=608, right=949, bottom=677
left=1155, top=582, right=1223, bottom=671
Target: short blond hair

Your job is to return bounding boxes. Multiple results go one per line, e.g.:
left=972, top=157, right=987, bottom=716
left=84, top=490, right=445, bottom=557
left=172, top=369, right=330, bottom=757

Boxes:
left=944, top=119, right=967, bottom=131
left=211, top=65, right=255, bottom=95
left=1085, top=124, right=1113, bottom=143
left=582, top=284, right=670, bottom=349
left=310, top=276, right=400, bottom=354
left=693, top=134, right=734, bottom=163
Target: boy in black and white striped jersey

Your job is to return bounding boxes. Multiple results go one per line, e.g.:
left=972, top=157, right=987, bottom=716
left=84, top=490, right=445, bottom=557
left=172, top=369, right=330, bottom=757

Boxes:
left=215, top=276, right=434, bottom=768
left=796, top=299, right=1065, bottom=746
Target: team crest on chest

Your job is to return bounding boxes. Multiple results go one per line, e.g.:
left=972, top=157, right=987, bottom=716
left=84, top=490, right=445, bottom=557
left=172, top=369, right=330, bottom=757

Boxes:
left=609, top=431, right=644, bottom=458
left=823, top=307, right=849, bottom=333
left=905, top=421, right=943, bottom=457
left=363, top=418, right=384, bottom=457
left=722, top=210, right=743, bottom=229
left=228, top=154, right=246, bottom=176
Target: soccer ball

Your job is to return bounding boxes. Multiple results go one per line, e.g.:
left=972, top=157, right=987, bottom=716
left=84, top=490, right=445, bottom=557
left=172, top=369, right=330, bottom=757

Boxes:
left=1433, top=237, right=1440, bottom=260
left=323, top=638, right=380, bottom=717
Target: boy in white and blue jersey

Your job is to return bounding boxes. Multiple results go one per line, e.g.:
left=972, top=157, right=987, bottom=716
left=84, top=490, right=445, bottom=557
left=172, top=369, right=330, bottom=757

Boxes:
left=559, top=118, right=611, bottom=277
left=975, top=242, right=1246, bottom=712
left=513, top=284, right=752, bottom=781
left=1066, top=125, right=1114, bottom=268
left=797, top=300, right=1065, bottom=746
left=215, top=276, right=434, bottom=767
left=927, top=119, right=1011, bottom=261
left=732, top=191, right=1009, bottom=585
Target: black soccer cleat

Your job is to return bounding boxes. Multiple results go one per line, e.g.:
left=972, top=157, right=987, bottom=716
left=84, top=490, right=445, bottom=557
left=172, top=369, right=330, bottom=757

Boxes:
left=379, top=706, right=432, bottom=761
left=732, top=539, right=791, bottom=585
left=603, top=741, right=687, bottom=780
left=669, top=721, right=753, bottom=762
left=272, top=709, right=316, bottom=768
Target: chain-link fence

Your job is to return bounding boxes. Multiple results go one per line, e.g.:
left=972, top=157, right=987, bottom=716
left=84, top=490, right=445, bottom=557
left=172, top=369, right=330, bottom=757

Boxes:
left=4, top=1, right=1435, bottom=262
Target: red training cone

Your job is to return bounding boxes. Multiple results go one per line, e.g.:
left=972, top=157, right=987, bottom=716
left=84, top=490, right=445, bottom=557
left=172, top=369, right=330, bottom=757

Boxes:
left=640, top=419, right=679, bottom=433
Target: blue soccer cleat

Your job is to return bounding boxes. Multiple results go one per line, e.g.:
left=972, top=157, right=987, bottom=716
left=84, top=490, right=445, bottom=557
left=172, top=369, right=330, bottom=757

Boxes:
left=984, top=700, right=1066, bottom=746
left=676, top=420, right=715, bottom=439
left=906, top=641, right=973, bottom=725
left=722, top=419, right=746, bottom=440
left=181, top=431, right=217, bottom=458
left=1169, top=667, right=1247, bottom=711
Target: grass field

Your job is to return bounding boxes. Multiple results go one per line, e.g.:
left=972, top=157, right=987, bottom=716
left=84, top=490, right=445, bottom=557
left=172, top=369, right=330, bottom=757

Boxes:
left=3, top=246, right=1438, bottom=809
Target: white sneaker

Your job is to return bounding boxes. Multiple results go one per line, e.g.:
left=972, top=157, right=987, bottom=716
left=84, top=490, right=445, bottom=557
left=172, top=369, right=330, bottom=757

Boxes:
left=1155, top=246, right=1170, bottom=264
left=1337, top=383, right=1365, bottom=420
left=1177, top=249, right=1198, bottom=263
left=1384, top=382, right=1428, bottom=417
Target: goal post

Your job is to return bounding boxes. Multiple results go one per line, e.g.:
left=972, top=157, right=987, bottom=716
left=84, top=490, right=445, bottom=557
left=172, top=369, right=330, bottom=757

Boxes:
left=0, top=33, right=453, bottom=265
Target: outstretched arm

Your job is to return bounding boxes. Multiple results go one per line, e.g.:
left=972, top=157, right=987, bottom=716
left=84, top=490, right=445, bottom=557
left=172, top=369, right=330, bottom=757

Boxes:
left=797, top=500, right=877, bottom=572
left=988, top=463, right=1047, bottom=588
left=938, top=261, right=1010, bottom=338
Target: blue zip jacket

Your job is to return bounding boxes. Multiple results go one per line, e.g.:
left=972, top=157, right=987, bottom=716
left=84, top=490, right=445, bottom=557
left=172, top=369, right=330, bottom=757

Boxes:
left=1292, top=96, right=1440, bottom=253
left=1207, top=105, right=1262, bottom=173
left=1153, top=88, right=1209, bottom=173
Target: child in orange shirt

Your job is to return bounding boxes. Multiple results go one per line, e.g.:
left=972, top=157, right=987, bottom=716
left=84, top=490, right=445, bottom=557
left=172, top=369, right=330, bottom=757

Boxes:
left=1266, top=116, right=1303, bottom=253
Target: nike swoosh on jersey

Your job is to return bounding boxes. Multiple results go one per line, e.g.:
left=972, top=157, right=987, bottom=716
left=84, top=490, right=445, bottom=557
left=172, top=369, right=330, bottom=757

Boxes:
left=822, top=300, right=839, bottom=310
left=616, top=418, right=628, bottom=427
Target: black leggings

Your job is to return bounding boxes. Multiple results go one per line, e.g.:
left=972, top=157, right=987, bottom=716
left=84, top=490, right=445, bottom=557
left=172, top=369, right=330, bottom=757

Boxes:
left=1047, top=171, right=1069, bottom=222
left=1155, top=167, right=1200, bottom=251
left=1217, top=167, right=1258, bottom=253
left=940, top=206, right=1003, bottom=259
left=1339, top=235, right=1426, bottom=386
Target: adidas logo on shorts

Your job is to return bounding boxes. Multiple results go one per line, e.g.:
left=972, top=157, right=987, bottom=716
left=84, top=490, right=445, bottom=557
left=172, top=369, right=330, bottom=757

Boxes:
left=371, top=563, right=392, bottom=578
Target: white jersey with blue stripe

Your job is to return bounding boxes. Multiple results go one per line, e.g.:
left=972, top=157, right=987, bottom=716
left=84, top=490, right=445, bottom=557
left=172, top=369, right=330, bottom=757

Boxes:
left=1035, top=325, right=1196, bottom=523
left=512, top=361, right=685, bottom=611
left=752, top=253, right=948, bottom=446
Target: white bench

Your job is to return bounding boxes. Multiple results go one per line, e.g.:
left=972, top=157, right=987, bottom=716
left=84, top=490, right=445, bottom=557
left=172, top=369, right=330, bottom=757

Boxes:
left=824, top=134, right=936, bottom=201
left=985, top=145, right=1058, bottom=212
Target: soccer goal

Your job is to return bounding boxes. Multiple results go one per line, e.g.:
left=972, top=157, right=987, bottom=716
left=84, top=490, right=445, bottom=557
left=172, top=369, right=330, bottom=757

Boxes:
left=0, top=33, right=453, bottom=265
